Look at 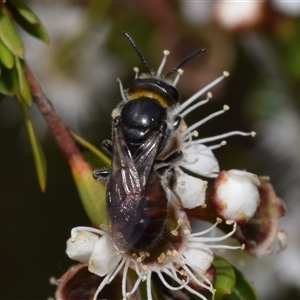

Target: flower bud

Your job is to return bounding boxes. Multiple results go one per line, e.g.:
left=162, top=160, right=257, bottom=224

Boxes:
left=212, top=170, right=260, bottom=224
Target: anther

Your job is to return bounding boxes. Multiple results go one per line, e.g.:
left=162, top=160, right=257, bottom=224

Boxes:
left=193, top=130, right=199, bottom=137
left=157, top=252, right=166, bottom=263
left=133, top=67, right=139, bottom=78
left=251, top=131, right=256, bottom=137
left=223, top=71, right=230, bottom=77
left=223, top=104, right=230, bottom=111
left=241, top=244, right=245, bottom=250
left=184, top=229, right=191, bottom=236
left=49, top=277, right=57, bottom=285
left=226, top=220, right=234, bottom=225
left=216, top=217, right=223, bottom=223
left=173, top=68, right=184, bottom=86
left=220, top=140, right=227, bottom=146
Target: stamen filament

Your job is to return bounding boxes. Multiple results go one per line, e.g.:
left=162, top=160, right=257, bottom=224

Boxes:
left=191, top=131, right=255, bottom=144
left=173, top=69, right=183, bottom=87
left=122, top=260, right=130, bottom=298
left=178, top=74, right=227, bottom=113
left=182, top=106, right=229, bottom=138
left=157, top=50, right=170, bottom=77
left=189, top=222, right=237, bottom=243
left=189, top=220, right=221, bottom=237
left=93, top=273, right=111, bottom=300
left=157, top=270, right=188, bottom=291
left=117, top=78, right=127, bottom=102
left=180, top=94, right=211, bottom=118
left=133, top=67, right=139, bottom=79
left=182, top=264, right=212, bottom=291
left=208, top=141, right=227, bottom=150
left=108, top=258, right=126, bottom=284
left=128, top=275, right=143, bottom=297
left=146, top=271, right=153, bottom=300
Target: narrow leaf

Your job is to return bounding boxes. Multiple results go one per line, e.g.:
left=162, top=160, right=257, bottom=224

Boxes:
left=0, top=37, right=14, bottom=68
left=8, top=1, right=50, bottom=45
left=0, top=6, right=24, bottom=58
left=70, top=160, right=108, bottom=226
left=0, top=62, right=18, bottom=96
left=69, top=130, right=110, bottom=168
left=9, top=0, right=42, bottom=25
left=17, top=100, right=47, bottom=192
left=15, top=56, right=32, bottom=105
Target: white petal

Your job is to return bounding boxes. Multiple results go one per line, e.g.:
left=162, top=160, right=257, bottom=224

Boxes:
left=66, top=230, right=99, bottom=263
left=88, top=234, right=121, bottom=277
left=215, top=170, right=260, bottom=222
left=175, top=173, right=207, bottom=209
left=181, top=144, right=219, bottom=177
left=184, top=247, right=213, bottom=272
left=227, top=169, right=260, bottom=186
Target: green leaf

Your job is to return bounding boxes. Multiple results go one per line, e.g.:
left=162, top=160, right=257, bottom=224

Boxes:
left=8, top=0, right=49, bottom=45
left=17, top=100, right=47, bottom=192
left=9, top=0, right=42, bottom=25
left=69, top=130, right=110, bottom=168
left=71, top=165, right=108, bottom=227
left=213, top=256, right=236, bottom=300
left=0, top=62, right=18, bottom=96
left=15, top=56, right=32, bottom=105
left=224, top=267, right=259, bottom=300
left=0, top=37, right=14, bottom=68
left=0, top=6, right=24, bottom=58
left=67, top=131, right=109, bottom=226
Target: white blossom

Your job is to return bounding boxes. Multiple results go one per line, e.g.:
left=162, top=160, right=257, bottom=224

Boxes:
left=67, top=219, right=241, bottom=300
left=212, top=170, right=260, bottom=223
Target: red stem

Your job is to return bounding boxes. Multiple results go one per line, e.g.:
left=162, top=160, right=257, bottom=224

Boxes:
left=24, top=64, right=81, bottom=160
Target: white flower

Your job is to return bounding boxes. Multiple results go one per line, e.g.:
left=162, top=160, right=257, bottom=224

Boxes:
left=212, top=170, right=260, bottom=223
left=174, top=78, right=256, bottom=180
left=67, top=218, right=241, bottom=300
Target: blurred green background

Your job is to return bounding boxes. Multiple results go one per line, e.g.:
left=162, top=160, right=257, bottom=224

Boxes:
left=1, top=1, right=300, bottom=299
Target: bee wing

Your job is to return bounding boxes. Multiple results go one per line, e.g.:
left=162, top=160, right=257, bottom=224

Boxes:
left=107, top=119, right=165, bottom=252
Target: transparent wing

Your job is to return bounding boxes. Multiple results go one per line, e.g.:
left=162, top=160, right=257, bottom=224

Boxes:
left=107, top=118, right=166, bottom=252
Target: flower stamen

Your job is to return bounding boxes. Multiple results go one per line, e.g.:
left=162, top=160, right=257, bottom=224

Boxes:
left=157, top=50, right=170, bottom=77
left=180, top=92, right=212, bottom=118
left=173, top=68, right=184, bottom=87
left=117, top=78, right=127, bottom=102
left=182, top=105, right=230, bottom=139
left=191, top=131, right=256, bottom=145
left=178, top=72, right=229, bottom=113
left=133, top=67, right=139, bottom=79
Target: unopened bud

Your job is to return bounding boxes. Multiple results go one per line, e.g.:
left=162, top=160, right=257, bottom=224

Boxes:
left=212, top=170, right=260, bottom=224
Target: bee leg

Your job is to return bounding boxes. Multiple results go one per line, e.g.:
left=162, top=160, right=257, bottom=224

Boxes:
left=101, top=139, right=113, bottom=156
left=173, top=115, right=182, bottom=130
left=163, top=150, right=183, bottom=164
left=155, top=150, right=183, bottom=171
left=93, top=168, right=111, bottom=181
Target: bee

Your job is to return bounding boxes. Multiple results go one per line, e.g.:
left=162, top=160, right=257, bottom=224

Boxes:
left=93, top=33, right=205, bottom=253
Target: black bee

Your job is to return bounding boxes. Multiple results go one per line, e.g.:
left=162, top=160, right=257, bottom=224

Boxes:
left=93, top=33, right=205, bottom=253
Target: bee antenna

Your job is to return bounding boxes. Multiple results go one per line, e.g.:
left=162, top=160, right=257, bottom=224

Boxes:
left=123, top=32, right=153, bottom=75
left=165, top=48, right=206, bottom=78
